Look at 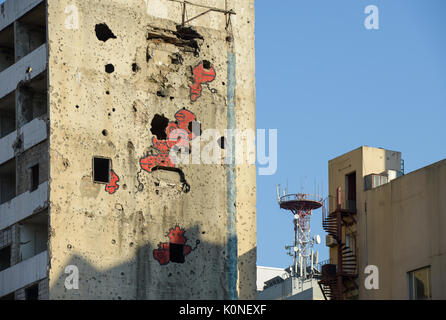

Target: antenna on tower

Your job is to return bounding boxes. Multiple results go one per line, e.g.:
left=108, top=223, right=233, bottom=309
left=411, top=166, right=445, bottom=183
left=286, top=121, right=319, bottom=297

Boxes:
left=277, top=182, right=324, bottom=281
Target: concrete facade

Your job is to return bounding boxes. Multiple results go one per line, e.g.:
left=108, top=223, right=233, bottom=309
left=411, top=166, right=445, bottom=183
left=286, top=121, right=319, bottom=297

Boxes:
left=327, top=146, right=446, bottom=299
left=0, top=0, right=256, bottom=300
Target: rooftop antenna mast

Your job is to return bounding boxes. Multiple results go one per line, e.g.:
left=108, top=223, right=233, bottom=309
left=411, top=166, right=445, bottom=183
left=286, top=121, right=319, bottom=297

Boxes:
left=277, top=184, right=323, bottom=282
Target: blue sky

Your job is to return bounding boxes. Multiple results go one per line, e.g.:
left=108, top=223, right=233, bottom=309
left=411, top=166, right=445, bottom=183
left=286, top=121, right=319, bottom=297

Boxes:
left=256, top=0, right=446, bottom=267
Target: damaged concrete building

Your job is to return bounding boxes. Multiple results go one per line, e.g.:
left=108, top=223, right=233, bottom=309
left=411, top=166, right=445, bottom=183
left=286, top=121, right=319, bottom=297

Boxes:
left=0, top=0, right=256, bottom=300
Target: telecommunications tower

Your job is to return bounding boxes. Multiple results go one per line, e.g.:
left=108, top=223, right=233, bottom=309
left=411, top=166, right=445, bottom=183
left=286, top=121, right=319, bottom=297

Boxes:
left=276, top=186, right=324, bottom=281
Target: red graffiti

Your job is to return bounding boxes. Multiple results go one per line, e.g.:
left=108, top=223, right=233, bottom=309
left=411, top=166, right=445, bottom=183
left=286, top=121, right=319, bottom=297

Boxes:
left=190, top=61, right=216, bottom=102
left=140, top=109, right=199, bottom=173
left=153, top=226, right=194, bottom=265
left=105, top=170, right=120, bottom=194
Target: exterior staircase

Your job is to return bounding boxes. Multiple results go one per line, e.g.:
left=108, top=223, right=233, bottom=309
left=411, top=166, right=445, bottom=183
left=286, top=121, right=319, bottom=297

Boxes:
left=318, top=187, right=358, bottom=300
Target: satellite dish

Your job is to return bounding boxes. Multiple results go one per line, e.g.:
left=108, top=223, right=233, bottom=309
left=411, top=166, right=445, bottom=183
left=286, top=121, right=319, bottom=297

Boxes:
left=314, top=234, right=321, bottom=245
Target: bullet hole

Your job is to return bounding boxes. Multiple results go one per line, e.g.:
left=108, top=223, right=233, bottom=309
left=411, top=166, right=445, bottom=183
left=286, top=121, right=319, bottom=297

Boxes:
left=218, top=137, right=226, bottom=149
left=155, top=190, right=159, bottom=195
left=121, top=272, right=125, bottom=276
left=95, top=23, right=117, bottom=42
left=26, top=66, right=32, bottom=73
left=222, top=82, right=225, bottom=86
left=226, top=36, right=232, bottom=42
left=111, top=239, right=116, bottom=244
left=170, top=53, right=183, bottom=65
left=122, top=184, right=127, bottom=190
left=105, top=64, right=115, bottom=73
left=202, top=231, right=206, bottom=234
left=168, top=273, right=172, bottom=277
left=202, top=60, right=211, bottom=70
left=102, top=129, right=108, bottom=137
left=132, top=63, right=140, bottom=72
left=75, top=105, right=79, bottom=109
left=133, top=105, right=137, bottom=112
left=67, top=244, right=72, bottom=250
left=106, top=90, right=110, bottom=95
left=188, top=121, right=202, bottom=137
left=170, top=97, right=174, bottom=101
left=112, top=108, right=116, bottom=112
left=129, top=242, right=134, bottom=247
left=108, top=113, right=111, bottom=117
left=156, top=90, right=167, bottom=98
left=150, top=114, right=169, bottom=140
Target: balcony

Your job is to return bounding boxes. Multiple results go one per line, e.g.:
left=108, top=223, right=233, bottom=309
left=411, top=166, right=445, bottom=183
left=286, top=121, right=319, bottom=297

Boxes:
left=0, top=117, right=47, bottom=166
left=0, top=250, right=47, bottom=298
left=0, top=181, right=48, bottom=230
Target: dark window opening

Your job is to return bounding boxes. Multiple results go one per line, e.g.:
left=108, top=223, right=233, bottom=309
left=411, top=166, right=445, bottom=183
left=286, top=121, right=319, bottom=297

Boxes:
left=19, top=210, right=48, bottom=262
left=0, top=24, right=15, bottom=73
left=93, top=157, right=110, bottom=184
left=170, top=243, right=185, bottom=264
left=25, top=284, right=39, bottom=300
left=31, top=164, right=39, bottom=191
left=0, top=245, right=11, bottom=272
left=345, top=172, right=356, bottom=211
left=0, top=159, right=16, bottom=204
left=15, top=3, right=46, bottom=61
left=0, top=92, right=16, bottom=138
left=17, top=73, right=48, bottom=127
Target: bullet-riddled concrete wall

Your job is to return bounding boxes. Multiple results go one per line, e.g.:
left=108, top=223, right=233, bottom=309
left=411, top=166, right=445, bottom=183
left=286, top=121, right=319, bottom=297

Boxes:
left=47, top=0, right=256, bottom=299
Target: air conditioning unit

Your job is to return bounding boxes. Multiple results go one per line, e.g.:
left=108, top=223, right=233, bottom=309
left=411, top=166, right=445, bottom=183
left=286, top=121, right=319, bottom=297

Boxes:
left=326, top=234, right=336, bottom=248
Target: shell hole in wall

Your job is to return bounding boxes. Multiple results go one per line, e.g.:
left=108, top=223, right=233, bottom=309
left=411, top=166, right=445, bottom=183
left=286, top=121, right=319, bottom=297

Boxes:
left=150, top=114, right=169, bottom=140
left=105, top=64, right=115, bottom=73
left=95, top=23, right=117, bottom=42
left=93, top=157, right=110, bottom=183
left=170, top=243, right=186, bottom=264
left=202, top=60, right=211, bottom=70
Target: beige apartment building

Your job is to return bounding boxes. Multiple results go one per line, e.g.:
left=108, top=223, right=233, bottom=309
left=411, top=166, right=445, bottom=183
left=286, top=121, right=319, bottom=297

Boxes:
left=319, top=146, right=446, bottom=300
left=0, top=0, right=256, bottom=300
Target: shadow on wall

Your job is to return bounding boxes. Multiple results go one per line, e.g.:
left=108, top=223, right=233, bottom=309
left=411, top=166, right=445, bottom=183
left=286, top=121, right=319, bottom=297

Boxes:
left=49, top=225, right=255, bottom=300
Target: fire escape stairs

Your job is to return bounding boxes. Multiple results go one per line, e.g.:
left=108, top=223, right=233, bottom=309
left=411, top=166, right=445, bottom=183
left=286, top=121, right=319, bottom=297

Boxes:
left=319, top=204, right=358, bottom=300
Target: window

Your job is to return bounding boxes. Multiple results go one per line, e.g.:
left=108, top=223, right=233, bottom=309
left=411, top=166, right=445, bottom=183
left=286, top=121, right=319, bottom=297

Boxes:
left=25, top=284, right=39, bottom=300
left=0, top=159, right=16, bottom=204
left=170, top=243, right=185, bottom=264
left=408, top=266, right=432, bottom=300
left=0, top=245, right=11, bottom=272
left=93, top=157, right=110, bottom=183
left=30, top=164, right=39, bottom=191
left=345, top=172, right=356, bottom=211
